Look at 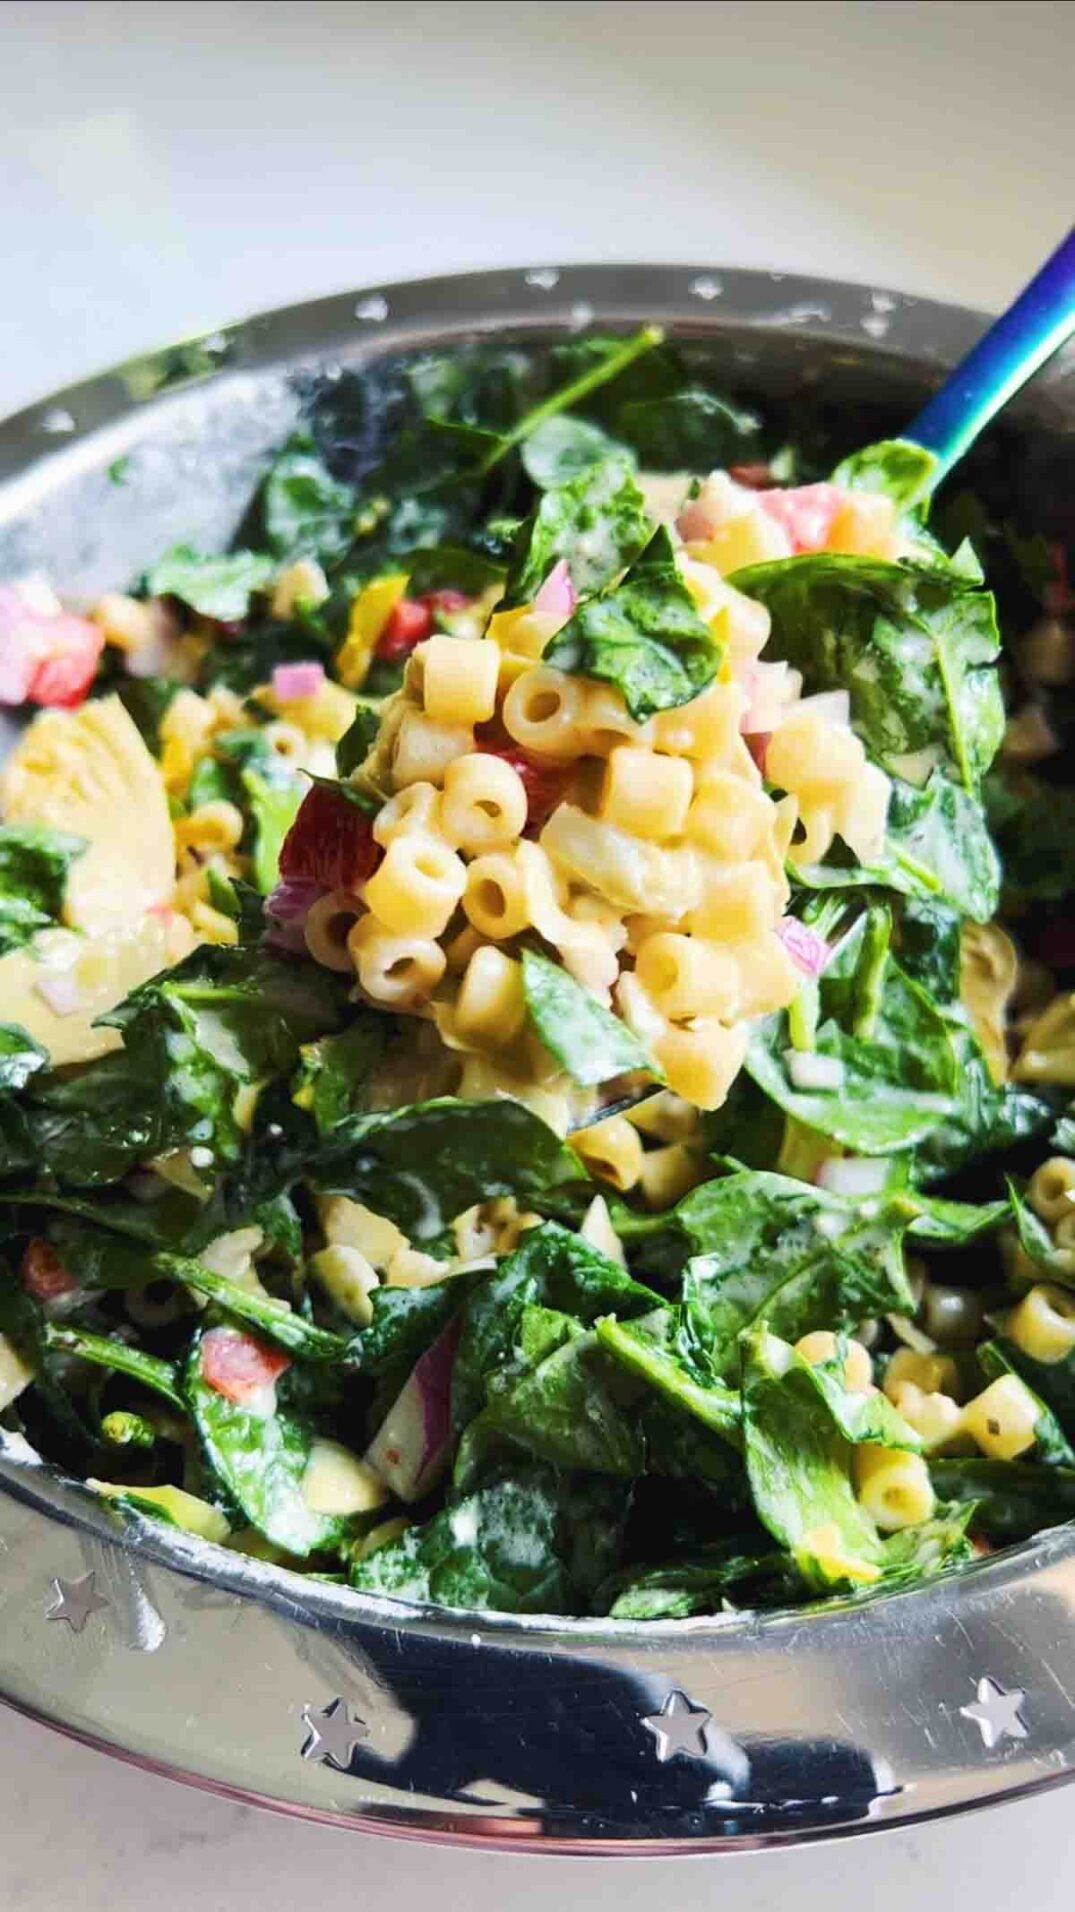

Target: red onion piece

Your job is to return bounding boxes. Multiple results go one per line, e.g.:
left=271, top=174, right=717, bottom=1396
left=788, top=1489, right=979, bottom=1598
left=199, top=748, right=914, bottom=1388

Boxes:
left=533, top=558, right=577, bottom=619
left=777, top=916, right=831, bottom=978
left=272, top=660, right=326, bottom=701
left=264, top=877, right=325, bottom=954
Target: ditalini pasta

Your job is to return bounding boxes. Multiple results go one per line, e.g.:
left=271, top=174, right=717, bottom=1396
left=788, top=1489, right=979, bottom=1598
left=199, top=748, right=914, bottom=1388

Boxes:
left=299, top=533, right=888, bottom=1119
left=0, top=324, right=1070, bottom=1623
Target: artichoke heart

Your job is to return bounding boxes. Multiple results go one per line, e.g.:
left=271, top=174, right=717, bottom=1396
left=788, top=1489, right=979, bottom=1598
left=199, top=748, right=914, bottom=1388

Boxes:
left=0, top=913, right=195, bottom=1067
left=0, top=694, right=174, bottom=934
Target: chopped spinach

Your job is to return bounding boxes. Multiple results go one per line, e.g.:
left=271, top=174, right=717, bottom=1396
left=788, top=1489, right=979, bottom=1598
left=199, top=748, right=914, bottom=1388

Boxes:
left=737, top=552, right=1004, bottom=793
left=349, top=1466, right=630, bottom=1614
left=146, top=545, right=276, bottom=621
left=184, top=1329, right=350, bottom=1556
left=254, top=435, right=358, bottom=564
left=546, top=525, right=722, bottom=719
left=502, top=457, right=652, bottom=607
left=0, top=824, right=84, bottom=954
left=451, top=1222, right=661, bottom=1430
left=521, top=947, right=662, bottom=1087
left=746, top=908, right=960, bottom=1154
left=741, top=1328, right=882, bottom=1590
left=675, top=1170, right=915, bottom=1380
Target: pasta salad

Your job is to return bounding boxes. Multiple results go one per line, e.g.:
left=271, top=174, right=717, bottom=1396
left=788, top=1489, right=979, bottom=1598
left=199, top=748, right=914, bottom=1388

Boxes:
left=1, top=325, right=1074, bottom=1619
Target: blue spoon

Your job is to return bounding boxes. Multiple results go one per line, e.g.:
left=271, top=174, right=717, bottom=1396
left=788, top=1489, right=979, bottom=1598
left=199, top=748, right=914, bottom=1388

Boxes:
left=905, top=224, right=1075, bottom=488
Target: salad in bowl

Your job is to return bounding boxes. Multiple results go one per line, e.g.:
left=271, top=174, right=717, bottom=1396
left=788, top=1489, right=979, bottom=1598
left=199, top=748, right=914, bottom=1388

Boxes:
left=1, top=323, right=1073, bottom=1623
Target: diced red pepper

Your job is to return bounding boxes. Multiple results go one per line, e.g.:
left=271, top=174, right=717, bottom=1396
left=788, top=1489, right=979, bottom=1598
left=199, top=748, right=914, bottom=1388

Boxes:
left=423, top=589, right=470, bottom=616
left=0, top=584, right=104, bottom=711
left=27, top=617, right=105, bottom=707
left=745, top=731, right=771, bottom=773
left=475, top=727, right=572, bottom=832
left=21, top=1238, right=78, bottom=1302
left=278, top=784, right=381, bottom=893
left=200, top=1326, right=291, bottom=1406
left=758, top=482, right=845, bottom=553
left=375, top=597, right=435, bottom=661
left=728, top=463, right=779, bottom=490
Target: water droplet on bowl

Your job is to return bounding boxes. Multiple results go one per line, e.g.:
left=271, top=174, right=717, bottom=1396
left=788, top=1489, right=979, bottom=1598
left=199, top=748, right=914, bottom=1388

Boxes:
left=200, top=332, right=230, bottom=357
left=870, top=291, right=897, bottom=314
left=689, top=275, right=723, bottom=302
left=569, top=300, right=594, bottom=331
left=355, top=296, right=389, bottom=323
left=861, top=312, right=890, bottom=339
left=525, top=267, right=560, bottom=291
left=41, top=407, right=76, bottom=435
left=767, top=302, right=832, bottom=327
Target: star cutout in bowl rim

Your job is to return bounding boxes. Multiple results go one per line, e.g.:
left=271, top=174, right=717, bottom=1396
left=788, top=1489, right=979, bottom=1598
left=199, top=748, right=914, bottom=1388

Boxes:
left=641, top=1689, right=712, bottom=1762
left=960, top=1676, right=1029, bottom=1751
left=300, top=1697, right=370, bottom=1770
left=46, top=1571, right=110, bottom=1634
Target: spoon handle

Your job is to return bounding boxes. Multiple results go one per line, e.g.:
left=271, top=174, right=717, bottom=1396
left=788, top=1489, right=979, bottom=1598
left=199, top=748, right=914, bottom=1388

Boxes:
left=907, top=225, right=1075, bottom=487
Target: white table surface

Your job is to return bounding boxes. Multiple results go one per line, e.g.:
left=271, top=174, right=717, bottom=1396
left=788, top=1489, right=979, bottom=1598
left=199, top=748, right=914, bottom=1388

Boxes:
left=2, top=1, right=1074, bottom=1904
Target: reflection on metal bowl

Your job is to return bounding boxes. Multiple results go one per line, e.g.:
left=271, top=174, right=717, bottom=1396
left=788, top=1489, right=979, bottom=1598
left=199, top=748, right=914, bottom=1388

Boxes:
left=2, top=265, right=1075, bottom=1851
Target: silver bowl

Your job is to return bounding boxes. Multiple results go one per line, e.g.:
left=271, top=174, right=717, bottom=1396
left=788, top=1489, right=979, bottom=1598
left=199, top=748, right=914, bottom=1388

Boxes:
left=2, top=265, right=1075, bottom=1853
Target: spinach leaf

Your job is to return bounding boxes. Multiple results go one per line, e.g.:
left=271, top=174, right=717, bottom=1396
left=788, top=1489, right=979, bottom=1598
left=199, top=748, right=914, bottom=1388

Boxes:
left=349, top=1465, right=631, bottom=1613
left=451, top=1222, right=662, bottom=1430
left=146, top=545, right=276, bottom=621
left=98, top=942, right=347, bottom=1168
left=7, top=1047, right=167, bottom=1186
left=985, top=770, right=1075, bottom=906
left=546, top=525, right=722, bottom=720
left=520, top=415, right=629, bottom=490
left=736, top=553, right=1004, bottom=793
left=675, top=1169, right=914, bottom=1380
left=184, top=1329, right=349, bottom=1555
left=617, top=387, right=761, bottom=471
left=832, top=439, right=936, bottom=509
left=0, top=825, right=85, bottom=954
left=353, top=1277, right=470, bottom=1379
left=978, top=1340, right=1075, bottom=1466
left=893, top=911, right=1053, bottom=1182
left=521, top=947, right=662, bottom=1087
left=458, top=1308, right=645, bottom=1480
left=0, top=1023, right=47, bottom=1095
left=404, top=545, right=507, bottom=597
left=915, top=1027, right=1053, bottom=1182
left=746, top=909, right=959, bottom=1154
left=1008, top=1184, right=1075, bottom=1289
left=255, top=436, right=357, bottom=563
left=310, top=1100, right=582, bottom=1241
left=44, top=1323, right=185, bottom=1411
left=334, top=702, right=382, bottom=778
left=883, top=773, right=1000, bottom=920
left=792, top=770, right=1000, bottom=923
left=987, top=1333, right=1075, bottom=1444
left=898, top=1186, right=1011, bottom=1244
left=211, top=728, right=308, bottom=892
left=930, top=1457, right=1075, bottom=1543
left=803, top=1340, right=920, bottom=1449
left=595, top=1312, right=741, bottom=1445
left=501, top=458, right=652, bottom=607
left=741, top=1328, right=882, bottom=1590
left=158, top=1254, right=351, bottom=1363
left=600, top=1546, right=801, bottom=1619
left=292, top=1015, right=395, bottom=1134
left=115, top=674, right=180, bottom=750
left=878, top=1505, right=975, bottom=1587
left=239, top=762, right=305, bottom=892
